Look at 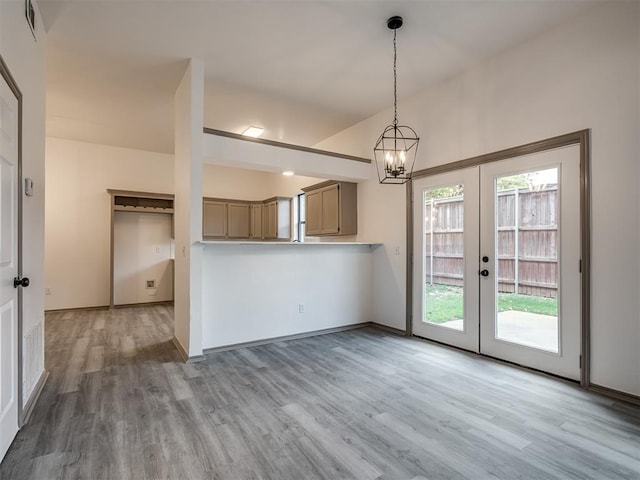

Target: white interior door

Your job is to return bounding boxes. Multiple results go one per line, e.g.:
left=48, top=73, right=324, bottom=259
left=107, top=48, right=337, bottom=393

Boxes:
left=479, top=146, right=581, bottom=380
left=412, top=145, right=582, bottom=380
left=412, top=167, right=480, bottom=352
left=0, top=70, right=20, bottom=461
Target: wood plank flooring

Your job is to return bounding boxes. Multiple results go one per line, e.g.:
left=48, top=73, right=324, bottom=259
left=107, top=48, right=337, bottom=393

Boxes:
left=1, top=305, right=638, bottom=479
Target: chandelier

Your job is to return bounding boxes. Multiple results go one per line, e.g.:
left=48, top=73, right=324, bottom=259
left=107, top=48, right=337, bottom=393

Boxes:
left=373, top=16, right=419, bottom=184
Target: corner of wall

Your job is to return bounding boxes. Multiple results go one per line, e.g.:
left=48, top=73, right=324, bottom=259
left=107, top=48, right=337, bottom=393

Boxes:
left=174, top=59, right=205, bottom=358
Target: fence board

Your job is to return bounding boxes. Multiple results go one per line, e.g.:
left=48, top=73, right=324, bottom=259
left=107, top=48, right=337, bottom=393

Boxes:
left=424, top=186, right=558, bottom=297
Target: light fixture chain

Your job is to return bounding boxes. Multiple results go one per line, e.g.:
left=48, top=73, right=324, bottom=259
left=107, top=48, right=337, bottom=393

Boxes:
left=393, top=28, right=398, bottom=126
left=374, top=15, right=419, bottom=185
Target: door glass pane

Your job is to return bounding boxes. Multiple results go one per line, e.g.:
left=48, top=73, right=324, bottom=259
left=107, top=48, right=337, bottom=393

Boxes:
left=495, top=168, right=559, bottom=352
left=423, top=185, right=464, bottom=330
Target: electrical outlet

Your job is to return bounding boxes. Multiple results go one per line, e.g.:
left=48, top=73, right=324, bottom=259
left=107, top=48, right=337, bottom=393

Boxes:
left=298, top=304, right=305, bottom=314
left=45, top=288, right=52, bottom=295
left=394, top=246, right=401, bottom=256
left=155, top=247, right=161, bottom=253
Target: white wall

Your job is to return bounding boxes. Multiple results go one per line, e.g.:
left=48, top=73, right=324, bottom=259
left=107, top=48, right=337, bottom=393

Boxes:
left=45, top=138, right=173, bottom=310
left=203, top=132, right=370, bottom=181
left=173, top=59, right=204, bottom=357
left=0, top=0, right=47, bottom=404
left=204, top=80, right=353, bottom=148
left=113, top=212, right=173, bottom=305
left=202, top=244, right=373, bottom=349
left=316, top=2, right=640, bottom=395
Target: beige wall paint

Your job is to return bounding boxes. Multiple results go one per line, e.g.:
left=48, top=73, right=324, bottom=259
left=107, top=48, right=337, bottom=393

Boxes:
left=1, top=0, right=47, bottom=403
left=317, top=2, right=640, bottom=395
left=45, top=138, right=174, bottom=310
left=45, top=138, right=321, bottom=311
left=202, top=164, right=320, bottom=200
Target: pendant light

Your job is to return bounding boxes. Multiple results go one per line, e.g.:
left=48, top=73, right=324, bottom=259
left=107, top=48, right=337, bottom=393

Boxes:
left=374, top=16, right=419, bottom=184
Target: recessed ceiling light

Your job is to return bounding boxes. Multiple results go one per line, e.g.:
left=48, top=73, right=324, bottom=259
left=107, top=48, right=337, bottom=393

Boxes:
left=242, top=126, right=264, bottom=138
left=282, top=171, right=295, bottom=176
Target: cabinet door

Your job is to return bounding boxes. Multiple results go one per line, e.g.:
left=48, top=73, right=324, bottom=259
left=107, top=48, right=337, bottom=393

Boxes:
left=228, top=203, right=250, bottom=238
left=321, top=184, right=340, bottom=234
left=250, top=203, right=263, bottom=239
left=305, top=190, right=322, bottom=235
left=263, top=201, right=277, bottom=238
left=203, top=201, right=227, bottom=238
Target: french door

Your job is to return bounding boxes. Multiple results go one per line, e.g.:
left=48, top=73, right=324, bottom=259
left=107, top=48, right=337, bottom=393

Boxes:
left=412, top=167, right=480, bottom=352
left=412, top=145, right=581, bottom=380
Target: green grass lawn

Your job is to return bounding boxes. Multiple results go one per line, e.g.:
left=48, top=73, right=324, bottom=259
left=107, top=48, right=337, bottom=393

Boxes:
left=425, top=284, right=558, bottom=324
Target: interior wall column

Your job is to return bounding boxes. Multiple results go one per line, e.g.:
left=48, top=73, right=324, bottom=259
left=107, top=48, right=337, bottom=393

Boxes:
left=173, top=58, right=204, bottom=359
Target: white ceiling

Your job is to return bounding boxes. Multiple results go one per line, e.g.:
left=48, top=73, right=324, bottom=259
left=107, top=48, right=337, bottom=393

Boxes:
left=40, top=0, right=602, bottom=154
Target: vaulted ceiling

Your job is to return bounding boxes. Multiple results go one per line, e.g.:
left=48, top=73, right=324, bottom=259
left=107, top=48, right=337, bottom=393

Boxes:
left=40, top=0, right=602, bottom=153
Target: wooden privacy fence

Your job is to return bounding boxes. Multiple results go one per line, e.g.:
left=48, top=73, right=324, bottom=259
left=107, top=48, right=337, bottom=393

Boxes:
left=424, top=186, right=558, bottom=298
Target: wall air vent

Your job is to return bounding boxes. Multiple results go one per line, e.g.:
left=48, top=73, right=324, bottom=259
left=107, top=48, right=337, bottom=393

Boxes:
left=26, top=0, right=36, bottom=40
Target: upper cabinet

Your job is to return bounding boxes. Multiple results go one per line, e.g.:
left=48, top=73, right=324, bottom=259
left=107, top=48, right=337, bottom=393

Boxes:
left=263, top=197, right=291, bottom=240
left=203, top=197, right=291, bottom=240
left=203, top=199, right=227, bottom=238
left=303, top=181, right=357, bottom=237
left=227, top=202, right=250, bottom=238
left=250, top=203, right=263, bottom=239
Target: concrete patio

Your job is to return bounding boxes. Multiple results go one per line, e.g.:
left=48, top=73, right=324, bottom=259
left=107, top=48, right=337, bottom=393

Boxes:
left=441, top=311, right=559, bottom=352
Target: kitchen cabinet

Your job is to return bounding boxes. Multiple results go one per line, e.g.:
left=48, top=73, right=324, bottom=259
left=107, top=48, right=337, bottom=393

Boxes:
left=203, top=199, right=227, bottom=238
left=305, top=189, right=322, bottom=235
left=203, top=199, right=250, bottom=239
left=203, top=196, right=290, bottom=240
left=263, top=197, right=291, bottom=240
left=302, top=181, right=357, bottom=237
left=227, top=202, right=250, bottom=238
left=250, top=203, right=263, bottom=239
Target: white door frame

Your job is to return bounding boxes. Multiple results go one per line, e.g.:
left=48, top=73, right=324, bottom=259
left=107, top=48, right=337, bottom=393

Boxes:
left=406, top=130, right=591, bottom=386
left=0, top=55, right=24, bottom=431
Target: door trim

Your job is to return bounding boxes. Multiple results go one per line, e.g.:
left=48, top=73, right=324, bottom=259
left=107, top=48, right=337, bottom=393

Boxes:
left=405, top=179, right=413, bottom=337
left=0, top=55, right=25, bottom=424
left=406, top=130, right=591, bottom=387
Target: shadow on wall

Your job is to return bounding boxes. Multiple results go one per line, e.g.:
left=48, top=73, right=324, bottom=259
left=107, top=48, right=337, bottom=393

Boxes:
left=371, top=245, right=405, bottom=330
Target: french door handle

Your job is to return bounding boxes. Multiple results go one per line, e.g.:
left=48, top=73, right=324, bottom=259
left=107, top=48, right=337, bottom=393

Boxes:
left=479, top=269, right=489, bottom=277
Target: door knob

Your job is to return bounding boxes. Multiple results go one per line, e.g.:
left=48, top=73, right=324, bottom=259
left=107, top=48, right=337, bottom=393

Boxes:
left=13, top=277, right=30, bottom=288
left=479, top=269, right=489, bottom=277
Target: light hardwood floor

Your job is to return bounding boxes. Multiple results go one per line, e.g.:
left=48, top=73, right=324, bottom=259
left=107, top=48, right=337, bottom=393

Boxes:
left=1, top=305, right=639, bottom=479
